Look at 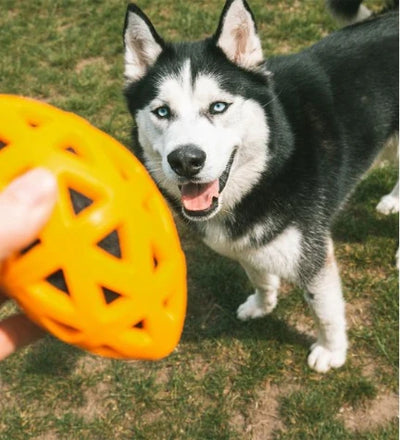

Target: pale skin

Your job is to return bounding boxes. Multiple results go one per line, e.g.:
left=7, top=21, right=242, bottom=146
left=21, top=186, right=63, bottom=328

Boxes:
left=0, top=168, right=57, bottom=360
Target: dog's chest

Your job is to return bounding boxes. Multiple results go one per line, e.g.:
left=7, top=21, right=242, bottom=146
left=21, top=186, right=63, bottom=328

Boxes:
left=202, top=222, right=303, bottom=280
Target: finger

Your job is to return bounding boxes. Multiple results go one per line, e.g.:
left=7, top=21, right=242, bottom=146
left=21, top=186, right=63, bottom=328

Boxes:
left=0, top=314, right=45, bottom=360
left=0, top=168, right=57, bottom=260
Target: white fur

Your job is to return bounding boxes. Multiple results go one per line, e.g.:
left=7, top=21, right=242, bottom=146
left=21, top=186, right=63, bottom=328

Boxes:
left=203, top=224, right=302, bottom=321
left=237, top=274, right=280, bottom=320
left=376, top=181, right=399, bottom=215
left=305, top=239, right=348, bottom=373
left=215, top=225, right=301, bottom=278
left=353, top=5, right=372, bottom=23
left=124, top=11, right=162, bottom=82
left=217, top=0, right=264, bottom=68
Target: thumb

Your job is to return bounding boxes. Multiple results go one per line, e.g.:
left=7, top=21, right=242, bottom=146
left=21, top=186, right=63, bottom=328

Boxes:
left=0, top=168, right=57, bottom=260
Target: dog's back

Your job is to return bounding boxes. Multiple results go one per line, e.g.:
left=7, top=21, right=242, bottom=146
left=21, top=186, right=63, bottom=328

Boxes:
left=267, top=11, right=398, bottom=203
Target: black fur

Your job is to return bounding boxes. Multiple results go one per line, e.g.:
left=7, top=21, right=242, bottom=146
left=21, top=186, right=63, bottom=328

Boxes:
left=226, top=11, right=398, bottom=282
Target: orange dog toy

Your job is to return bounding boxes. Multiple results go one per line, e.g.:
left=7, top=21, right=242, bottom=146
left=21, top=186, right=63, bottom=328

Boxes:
left=0, top=95, right=186, bottom=360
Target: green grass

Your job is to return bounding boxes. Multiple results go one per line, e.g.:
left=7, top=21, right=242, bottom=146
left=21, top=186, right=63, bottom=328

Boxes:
left=0, top=0, right=398, bottom=439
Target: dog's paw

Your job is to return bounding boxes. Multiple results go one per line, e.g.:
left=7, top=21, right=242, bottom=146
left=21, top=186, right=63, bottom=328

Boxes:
left=237, top=293, right=277, bottom=321
left=307, top=343, right=346, bottom=373
left=376, top=194, right=399, bottom=215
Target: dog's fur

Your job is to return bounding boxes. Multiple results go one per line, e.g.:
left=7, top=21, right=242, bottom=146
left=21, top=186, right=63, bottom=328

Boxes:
left=123, top=0, right=399, bottom=372
left=327, top=0, right=399, bottom=24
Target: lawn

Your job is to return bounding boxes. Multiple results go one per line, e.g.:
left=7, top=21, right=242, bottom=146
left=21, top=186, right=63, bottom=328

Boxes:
left=0, top=0, right=398, bottom=439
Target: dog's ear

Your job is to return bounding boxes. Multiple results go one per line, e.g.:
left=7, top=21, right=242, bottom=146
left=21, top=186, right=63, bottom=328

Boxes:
left=123, top=4, right=165, bottom=82
left=213, top=0, right=264, bottom=69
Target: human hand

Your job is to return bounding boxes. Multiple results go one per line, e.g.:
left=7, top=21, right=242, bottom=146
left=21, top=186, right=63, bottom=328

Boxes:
left=0, top=168, right=57, bottom=360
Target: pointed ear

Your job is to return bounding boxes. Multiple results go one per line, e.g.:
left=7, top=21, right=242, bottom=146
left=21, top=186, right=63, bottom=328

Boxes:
left=123, top=4, right=165, bottom=82
left=213, top=0, right=264, bottom=69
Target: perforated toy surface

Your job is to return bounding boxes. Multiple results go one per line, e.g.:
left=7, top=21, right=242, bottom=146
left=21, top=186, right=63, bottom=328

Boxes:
left=0, top=95, right=187, bottom=360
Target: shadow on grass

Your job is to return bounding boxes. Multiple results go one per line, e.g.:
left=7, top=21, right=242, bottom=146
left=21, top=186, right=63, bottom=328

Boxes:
left=22, top=337, right=82, bottom=377
left=333, top=167, right=398, bottom=243
left=333, top=204, right=398, bottom=243
left=181, top=238, right=312, bottom=353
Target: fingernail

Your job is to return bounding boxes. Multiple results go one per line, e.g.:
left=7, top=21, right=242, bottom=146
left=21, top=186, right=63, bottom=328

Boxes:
left=6, top=168, right=57, bottom=206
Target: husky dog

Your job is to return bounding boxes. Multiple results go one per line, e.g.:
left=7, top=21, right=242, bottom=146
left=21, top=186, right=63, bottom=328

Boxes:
left=123, top=0, right=398, bottom=372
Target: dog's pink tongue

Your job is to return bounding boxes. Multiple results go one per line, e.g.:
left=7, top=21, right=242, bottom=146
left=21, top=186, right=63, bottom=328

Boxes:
left=181, top=181, right=219, bottom=211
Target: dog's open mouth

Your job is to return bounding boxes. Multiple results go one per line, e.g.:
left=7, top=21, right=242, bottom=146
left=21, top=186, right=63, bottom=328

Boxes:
left=179, top=149, right=236, bottom=220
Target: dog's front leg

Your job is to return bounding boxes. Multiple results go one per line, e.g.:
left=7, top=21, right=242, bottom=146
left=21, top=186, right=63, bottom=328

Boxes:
left=236, top=260, right=280, bottom=321
left=305, top=239, right=348, bottom=373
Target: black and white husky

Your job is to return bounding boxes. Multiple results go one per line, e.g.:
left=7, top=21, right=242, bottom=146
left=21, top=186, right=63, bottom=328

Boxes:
left=123, top=0, right=399, bottom=372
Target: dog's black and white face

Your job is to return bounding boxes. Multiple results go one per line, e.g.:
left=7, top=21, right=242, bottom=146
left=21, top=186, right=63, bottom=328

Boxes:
left=123, top=0, right=273, bottom=221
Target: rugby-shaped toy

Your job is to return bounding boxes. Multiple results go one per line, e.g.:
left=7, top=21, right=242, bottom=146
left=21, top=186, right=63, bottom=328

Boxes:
left=0, top=95, right=186, bottom=360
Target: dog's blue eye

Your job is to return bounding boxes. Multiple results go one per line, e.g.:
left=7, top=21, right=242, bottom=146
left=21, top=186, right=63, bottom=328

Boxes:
left=153, top=106, right=171, bottom=119
left=209, top=101, right=230, bottom=115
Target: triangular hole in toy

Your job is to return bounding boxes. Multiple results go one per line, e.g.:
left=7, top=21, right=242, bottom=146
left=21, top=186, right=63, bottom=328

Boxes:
left=21, top=238, right=41, bottom=255
left=97, top=229, right=122, bottom=259
left=68, top=188, right=93, bottom=215
left=102, top=286, right=121, bottom=304
left=133, top=320, right=144, bottom=329
left=46, top=269, right=69, bottom=295
left=0, top=140, right=8, bottom=151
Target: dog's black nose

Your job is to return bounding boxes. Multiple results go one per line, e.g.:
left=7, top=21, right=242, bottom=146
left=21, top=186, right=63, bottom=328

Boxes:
left=167, top=145, right=206, bottom=178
